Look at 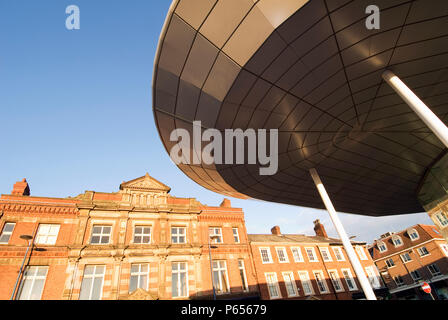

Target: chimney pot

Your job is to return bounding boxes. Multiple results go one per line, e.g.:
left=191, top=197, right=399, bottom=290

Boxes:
left=314, top=219, right=328, bottom=238
left=271, top=226, right=281, bottom=235
left=12, top=178, right=30, bottom=196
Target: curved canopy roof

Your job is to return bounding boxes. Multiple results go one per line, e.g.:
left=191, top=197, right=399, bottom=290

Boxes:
left=152, top=0, right=448, bottom=216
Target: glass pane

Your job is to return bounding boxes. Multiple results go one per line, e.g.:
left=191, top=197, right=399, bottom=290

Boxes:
left=129, top=275, right=138, bottom=293
left=134, top=236, right=141, bottom=243
left=91, top=277, right=103, bottom=300
left=172, top=263, right=178, bottom=272
left=135, top=227, right=143, bottom=234
left=39, top=225, right=50, bottom=234
left=79, top=278, right=92, bottom=300
left=91, top=236, right=100, bottom=244
left=4, top=223, right=15, bottom=232
left=131, top=264, right=140, bottom=273
left=100, top=236, right=109, bottom=244
left=92, top=226, right=102, bottom=234
left=84, top=266, right=95, bottom=275
left=29, top=279, right=45, bottom=300
left=37, top=267, right=48, bottom=277
left=49, top=225, right=60, bottom=235
left=0, top=234, right=10, bottom=243
left=179, top=236, right=185, bottom=243
left=180, top=273, right=187, bottom=296
left=144, top=228, right=151, bottom=234
left=143, top=236, right=150, bottom=243
left=103, top=226, right=111, bottom=234
left=172, top=274, right=179, bottom=297
left=140, top=275, right=148, bottom=289
left=95, top=266, right=105, bottom=275
left=141, top=264, right=149, bottom=273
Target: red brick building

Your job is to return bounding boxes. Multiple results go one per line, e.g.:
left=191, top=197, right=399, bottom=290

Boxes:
left=370, top=224, right=448, bottom=300
left=248, top=221, right=385, bottom=300
left=0, top=174, right=258, bottom=300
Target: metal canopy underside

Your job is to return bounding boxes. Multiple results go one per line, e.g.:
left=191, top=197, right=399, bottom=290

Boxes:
left=152, top=0, right=448, bottom=216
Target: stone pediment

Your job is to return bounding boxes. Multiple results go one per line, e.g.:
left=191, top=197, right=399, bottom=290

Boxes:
left=122, top=288, right=158, bottom=300
left=120, top=173, right=171, bottom=193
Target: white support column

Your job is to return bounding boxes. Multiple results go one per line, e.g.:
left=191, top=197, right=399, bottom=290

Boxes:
left=309, top=168, right=377, bottom=300
left=382, top=70, right=448, bottom=148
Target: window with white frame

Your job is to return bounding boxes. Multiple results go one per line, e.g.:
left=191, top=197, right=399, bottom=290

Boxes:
left=377, top=241, right=387, bottom=253
left=90, top=225, right=111, bottom=245
left=133, top=226, right=151, bottom=244
left=440, top=244, right=448, bottom=256
left=171, top=227, right=186, bottom=244
left=341, top=269, right=358, bottom=291
left=129, top=263, right=149, bottom=293
left=172, top=262, right=188, bottom=298
left=385, top=258, right=395, bottom=268
left=392, top=235, right=403, bottom=247
left=35, top=224, right=60, bottom=245
left=355, top=246, right=368, bottom=260
left=276, top=247, right=289, bottom=263
left=291, top=247, right=304, bottom=262
left=428, top=264, right=442, bottom=277
left=0, top=222, right=15, bottom=244
left=319, top=247, right=332, bottom=262
left=232, top=228, right=240, bottom=243
left=313, top=271, right=329, bottom=294
left=417, top=246, right=430, bottom=257
left=400, top=252, right=412, bottom=263
left=365, top=266, right=381, bottom=289
left=328, top=270, right=344, bottom=292
left=298, top=271, right=314, bottom=296
left=79, top=265, right=105, bottom=300
left=434, top=211, right=448, bottom=228
left=332, top=246, right=345, bottom=261
left=305, top=247, right=318, bottom=262
left=410, top=270, right=422, bottom=282
left=238, top=260, right=249, bottom=292
left=282, top=272, right=298, bottom=297
left=212, top=260, right=230, bottom=294
left=209, top=227, right=223, bottom=243
left=259, top=247, right=273, bottom=264
left=393, top=275, right=405, bottom=287
left=265, top=273, right=281, bottom=299
left=17, top=266, right=48, bottom=300
left=407, top=229, right=419, bottom=241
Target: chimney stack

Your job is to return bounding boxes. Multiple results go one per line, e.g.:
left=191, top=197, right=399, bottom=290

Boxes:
left=220, top=198, right=231, bottom=208
left=314, top=219, right=328, bottom=238
left=12, top=179, right=30, bottom=196
left=271, top=226, right=281, bottom=235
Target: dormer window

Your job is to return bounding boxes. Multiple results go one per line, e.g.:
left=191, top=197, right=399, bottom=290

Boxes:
left=392, top=235, right=403, bottom=247
left=407, top=228, right=419, bottom=241
left=377, top=241, right=387, bottom=253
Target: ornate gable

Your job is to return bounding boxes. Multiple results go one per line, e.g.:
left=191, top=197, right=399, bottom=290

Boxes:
left=120, top=173, right=171, bottom=193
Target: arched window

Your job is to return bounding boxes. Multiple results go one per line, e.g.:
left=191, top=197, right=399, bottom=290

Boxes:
left=407, top=228, right=419, bottom=241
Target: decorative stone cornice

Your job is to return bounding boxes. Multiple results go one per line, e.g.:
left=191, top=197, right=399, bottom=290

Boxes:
left=0, top=203, right=78, bottom=215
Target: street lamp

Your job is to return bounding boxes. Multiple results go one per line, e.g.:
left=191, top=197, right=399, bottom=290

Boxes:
left=208, top=234, right=220, bottom=300
left=10, top=234, right=33, bottom=300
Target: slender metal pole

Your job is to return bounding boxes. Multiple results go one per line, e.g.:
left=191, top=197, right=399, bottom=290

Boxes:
left=382, top=70, right=448, bottom=148
left=208, top=236, right=216, bottom=300
left=10, top=239, right=32, bottom=300
left=309, top=168, right=377, bottom=300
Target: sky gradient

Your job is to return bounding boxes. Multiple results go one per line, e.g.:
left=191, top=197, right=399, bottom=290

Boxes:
left=0, top=0, right=433, bottom=243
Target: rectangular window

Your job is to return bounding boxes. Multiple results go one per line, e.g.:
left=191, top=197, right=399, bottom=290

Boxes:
left=410, top=270, right=422, bottom=282
left=341, top=269, right=358, bottom=291
left=212, top=260, right=230, bottom=294
left=282, top=272, right=298, bottom=297
left=171, top=227, right=186, bottom=244
left=129, top=263, right=149, bottom=293
left=298, top=271, right=314, bottom=296
left=355, top=246, right=368, bottom=260
left=238, top=260, right=249, bottom=292
left=319, top=247, right=332, bottom=262
left=90, top=225, right=111, bottom=245
left=409, top=230, right=419, bottom=240
left=328, top=270, right=344, bottom=292
left=265, top=273, right=281, bottom=299
left=305, top=247, right=318, bottom=262
left=378, top=243, right=387, bottom=252
left=35, top=224, right=60, bottom=245
left=276, top=247, right=289, bottom=263
left=209, top=227, right=223, bottom=243
left=133, top=226, right=151, bottom=244
left=79, top=265, right=105, bottom=300
left=332, top=247, right=345, bottom=261
left=232, top=228, right=240, bottom=243
left=385, top=258, right=395, bottom=268
left=17, top=266, right=48, bottom=300
left=291, top=247, right=304, bottom=262
left=259, top=247, right=273, bottom=264
left=172, top=262, right=188, bottom=298
left=365, top=266, right=381, bottom=289
left=441, top=244, right=448, bottom=256
left=394, top=275, right=405, bottom=287
left=428, top=264, right=442, bottom=277
left=400, top=253, right=412, bottom=263
left=313, top=271, right=329, bottom=294
left=435, top=211, right=448, bottom=227
left=417, top=246, right=429, bottom=257
left=0, top=222, right=15, bottom=244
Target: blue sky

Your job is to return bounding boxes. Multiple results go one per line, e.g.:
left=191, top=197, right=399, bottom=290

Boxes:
left=0, top=0, right=433, bottom=243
